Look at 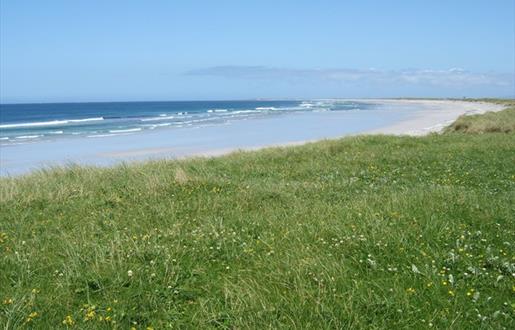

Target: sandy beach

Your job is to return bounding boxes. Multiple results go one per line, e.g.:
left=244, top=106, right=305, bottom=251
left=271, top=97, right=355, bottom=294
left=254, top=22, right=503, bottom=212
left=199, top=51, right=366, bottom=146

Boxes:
left=185, top=99, right=505, bottom=157
left=0, top=99, right=505, bottom=176
left=365, top=99, right=504, bottom=135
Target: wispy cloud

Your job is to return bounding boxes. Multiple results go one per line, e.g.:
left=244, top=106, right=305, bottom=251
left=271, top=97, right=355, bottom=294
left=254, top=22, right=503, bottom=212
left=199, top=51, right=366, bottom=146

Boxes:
left=186, top=66, right=512, bottom=87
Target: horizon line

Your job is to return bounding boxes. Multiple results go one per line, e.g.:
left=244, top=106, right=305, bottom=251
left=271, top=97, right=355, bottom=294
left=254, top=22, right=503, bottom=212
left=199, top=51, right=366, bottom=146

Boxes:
left=2, top=96, right=513, bottom=106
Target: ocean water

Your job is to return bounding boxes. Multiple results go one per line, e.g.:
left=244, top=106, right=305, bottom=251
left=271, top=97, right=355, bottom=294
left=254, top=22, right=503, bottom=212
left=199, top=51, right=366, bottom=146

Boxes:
left=0, top=100, right=372, bottom=145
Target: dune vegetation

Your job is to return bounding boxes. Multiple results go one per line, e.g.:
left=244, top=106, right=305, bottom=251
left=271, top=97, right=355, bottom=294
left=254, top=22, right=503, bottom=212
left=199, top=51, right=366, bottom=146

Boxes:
left=1, top=101, right=514, bottom=329
left=445, top=100, right=515, bottom=134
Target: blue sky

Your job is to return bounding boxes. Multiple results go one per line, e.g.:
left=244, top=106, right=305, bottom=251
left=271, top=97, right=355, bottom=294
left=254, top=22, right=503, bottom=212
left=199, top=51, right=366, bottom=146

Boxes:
left=0, top=1, right=513, bottom=103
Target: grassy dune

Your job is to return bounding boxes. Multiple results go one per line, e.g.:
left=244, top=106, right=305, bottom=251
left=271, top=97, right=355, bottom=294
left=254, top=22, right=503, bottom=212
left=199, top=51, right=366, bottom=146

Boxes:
left=445, top=103, right=515, bottom=134
left=1, top=104, right=514, bottom=329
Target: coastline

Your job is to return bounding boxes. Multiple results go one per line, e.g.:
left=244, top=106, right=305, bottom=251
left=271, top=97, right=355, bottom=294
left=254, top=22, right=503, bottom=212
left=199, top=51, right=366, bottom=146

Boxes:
left=0, top=99, right=505, bottom=176
left=169, top=99, right=506, bottom=158
left=1, top=102, right=514, bottom=329
left=363, top=99, right=504, bottom=135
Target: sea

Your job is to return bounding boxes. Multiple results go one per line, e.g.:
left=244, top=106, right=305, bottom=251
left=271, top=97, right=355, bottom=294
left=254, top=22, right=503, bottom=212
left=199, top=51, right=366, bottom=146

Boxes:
left=0, top=100, right=372, bottom=145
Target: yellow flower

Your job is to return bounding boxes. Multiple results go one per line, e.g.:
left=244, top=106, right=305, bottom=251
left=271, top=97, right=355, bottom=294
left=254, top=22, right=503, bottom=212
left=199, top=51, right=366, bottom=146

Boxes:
left=3, top=298, right=13, bottom=305
left=0, top=232, right=7, bottom=243
left=406, top=288, right=416, bottom=294
left=84, top=309, right=96, bottom=321
left=25, top=311, right=39, bottom=323
left=62, top=315, right=75, bottom=326
left=448, top=290, right=455, bottom=296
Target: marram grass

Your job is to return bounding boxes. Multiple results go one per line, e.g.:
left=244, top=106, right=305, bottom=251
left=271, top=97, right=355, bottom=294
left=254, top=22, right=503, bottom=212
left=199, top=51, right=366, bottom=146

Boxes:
left=445, top=107, right=515, bottom=134
left=1, top=110, right=514, bottom=329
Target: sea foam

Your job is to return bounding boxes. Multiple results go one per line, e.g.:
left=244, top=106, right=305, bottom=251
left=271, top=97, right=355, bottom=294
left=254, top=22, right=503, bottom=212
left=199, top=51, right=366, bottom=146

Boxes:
left=0, top=117, right=104, bottom=129
left=109, top=128, right=142, bottom=133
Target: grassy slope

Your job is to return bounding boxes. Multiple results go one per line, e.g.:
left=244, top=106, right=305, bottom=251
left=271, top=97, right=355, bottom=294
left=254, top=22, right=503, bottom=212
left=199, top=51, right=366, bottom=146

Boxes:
left=445, top=104, right=515, bottom=134
left=1, top=106, right=514, bottom=329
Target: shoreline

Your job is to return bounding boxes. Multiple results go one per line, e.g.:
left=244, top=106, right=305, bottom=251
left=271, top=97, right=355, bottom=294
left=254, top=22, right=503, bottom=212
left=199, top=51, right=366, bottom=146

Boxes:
left=0, top=99, right=505, bottom=176
left=363, top=99, right=504, bottom=135
left=176, top=99, right=505, bottom=158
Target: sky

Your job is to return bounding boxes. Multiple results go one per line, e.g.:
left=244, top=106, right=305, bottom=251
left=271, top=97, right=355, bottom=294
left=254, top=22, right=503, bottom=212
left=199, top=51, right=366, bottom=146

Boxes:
left=0, top=0, right=514, bottom=103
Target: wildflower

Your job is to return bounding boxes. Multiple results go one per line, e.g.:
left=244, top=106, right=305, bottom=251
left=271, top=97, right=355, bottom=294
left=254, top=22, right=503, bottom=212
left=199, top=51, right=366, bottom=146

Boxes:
left=85, top=310, right=95, bottom=320
left=128, top=270, right=133, bottom=277
left=62, top=315, right=75, bottom=326
left=406, top=288, right=416, bottom=294
left=84, top=306, right=96, bottom=321
left=448, top=290, right=455, bottom=297
left=25, top=311, right=39, bottom=323
left=3, top=298, right=13, bottom=305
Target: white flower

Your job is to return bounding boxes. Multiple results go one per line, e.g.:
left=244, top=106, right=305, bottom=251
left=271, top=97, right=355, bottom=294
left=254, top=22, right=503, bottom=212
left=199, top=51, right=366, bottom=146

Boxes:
left=128, top=270, right=133, bottom=277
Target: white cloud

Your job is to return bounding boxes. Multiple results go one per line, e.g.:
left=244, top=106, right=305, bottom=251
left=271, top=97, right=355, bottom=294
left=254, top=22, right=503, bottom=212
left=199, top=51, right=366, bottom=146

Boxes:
left=186, top=66, right=512, bottom=88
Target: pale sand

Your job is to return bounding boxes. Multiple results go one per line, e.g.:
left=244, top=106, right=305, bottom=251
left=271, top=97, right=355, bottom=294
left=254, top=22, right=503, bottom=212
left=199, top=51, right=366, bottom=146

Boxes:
left=184, top=99, right=505, bottom=157
left=363, top=99, right=504, bottom=136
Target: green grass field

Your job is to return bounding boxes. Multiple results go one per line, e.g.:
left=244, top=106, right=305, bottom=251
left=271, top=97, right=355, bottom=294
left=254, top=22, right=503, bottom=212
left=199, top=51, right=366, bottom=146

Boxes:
left=1, top=102, right=514, bottom=329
